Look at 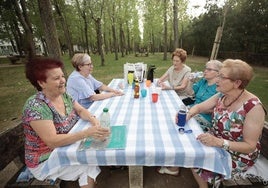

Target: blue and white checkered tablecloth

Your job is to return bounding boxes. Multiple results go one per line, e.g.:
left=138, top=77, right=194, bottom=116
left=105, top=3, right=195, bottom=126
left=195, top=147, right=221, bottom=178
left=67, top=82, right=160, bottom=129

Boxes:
left=42, top=79, right=232, bottom=179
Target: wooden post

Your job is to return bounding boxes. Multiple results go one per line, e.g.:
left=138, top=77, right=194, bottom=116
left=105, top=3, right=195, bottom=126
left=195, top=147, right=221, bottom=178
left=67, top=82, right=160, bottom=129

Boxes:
left=210, top=26, right=223, bottom=60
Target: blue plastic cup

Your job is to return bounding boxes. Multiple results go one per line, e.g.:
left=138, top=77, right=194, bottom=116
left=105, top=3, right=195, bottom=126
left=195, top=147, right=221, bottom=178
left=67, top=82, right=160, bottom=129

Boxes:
left=141, top=89, right=147, bottom=97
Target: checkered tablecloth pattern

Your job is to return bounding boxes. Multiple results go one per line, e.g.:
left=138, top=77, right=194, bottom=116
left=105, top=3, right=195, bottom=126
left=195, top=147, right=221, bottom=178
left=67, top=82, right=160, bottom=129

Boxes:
left=42, top=79, right=232, bottom=179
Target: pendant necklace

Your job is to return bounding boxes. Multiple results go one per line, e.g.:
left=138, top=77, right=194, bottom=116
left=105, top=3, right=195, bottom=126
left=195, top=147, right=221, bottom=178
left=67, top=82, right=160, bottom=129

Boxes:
left=223, top=89, right=244, bottom=107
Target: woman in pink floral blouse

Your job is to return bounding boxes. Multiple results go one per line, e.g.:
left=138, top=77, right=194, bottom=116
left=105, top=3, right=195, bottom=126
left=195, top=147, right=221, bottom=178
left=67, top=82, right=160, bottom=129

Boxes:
left=184, top=59, right=266, bottom=188
left=22, top=58, right=109, bottom=188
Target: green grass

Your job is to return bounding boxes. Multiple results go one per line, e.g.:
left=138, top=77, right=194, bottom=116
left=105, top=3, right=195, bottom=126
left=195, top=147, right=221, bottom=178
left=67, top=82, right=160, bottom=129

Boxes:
left=0, top=53, right=267, bottom=131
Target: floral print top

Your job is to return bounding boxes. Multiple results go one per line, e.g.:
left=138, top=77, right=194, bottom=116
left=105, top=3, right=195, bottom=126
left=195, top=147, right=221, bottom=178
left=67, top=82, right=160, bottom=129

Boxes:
left=211, top=96, right=262, bottom=175
left=22, top=92, right=79, bottom=168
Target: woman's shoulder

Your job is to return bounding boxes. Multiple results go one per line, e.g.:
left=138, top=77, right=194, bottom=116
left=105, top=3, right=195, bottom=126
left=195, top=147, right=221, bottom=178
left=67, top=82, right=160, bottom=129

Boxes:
left=23, top=92, right=48, bottom=110
left=68, top=71, right=83, bottom=79
left=183, top=65, right=191, bottom=71
left=242, top=91, right=264, bottom=113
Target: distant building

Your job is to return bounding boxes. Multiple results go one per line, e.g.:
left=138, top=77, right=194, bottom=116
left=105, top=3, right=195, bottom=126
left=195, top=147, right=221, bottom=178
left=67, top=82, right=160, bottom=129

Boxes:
left=0, top=40, right=15, bottom=56
left=0, top=39, right=44, bottom=56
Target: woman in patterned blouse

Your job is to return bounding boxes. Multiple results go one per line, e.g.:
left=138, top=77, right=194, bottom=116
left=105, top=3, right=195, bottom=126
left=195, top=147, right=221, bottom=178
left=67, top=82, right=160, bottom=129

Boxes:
left=22, top=57, right=109, bottom=188
left=185, top=59, right=266, bottom=188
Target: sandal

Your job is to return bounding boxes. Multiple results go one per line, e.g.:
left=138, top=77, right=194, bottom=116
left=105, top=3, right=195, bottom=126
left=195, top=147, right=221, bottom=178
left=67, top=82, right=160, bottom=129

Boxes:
left=156, top=167, right=179, bottom=176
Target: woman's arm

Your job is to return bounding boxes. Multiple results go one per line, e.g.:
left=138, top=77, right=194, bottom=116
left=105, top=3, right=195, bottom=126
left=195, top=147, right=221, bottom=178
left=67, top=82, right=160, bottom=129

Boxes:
left=196, top=102, right=265, bottom=154
left=30, top=101, right=109, bottom=149
left=187, top=93, right=219, bottom=120
left=157, top=72, right=168, bottom=86
left=228, top=104, right=265, bottom=153
left=173, top=77, right=189, bottom=91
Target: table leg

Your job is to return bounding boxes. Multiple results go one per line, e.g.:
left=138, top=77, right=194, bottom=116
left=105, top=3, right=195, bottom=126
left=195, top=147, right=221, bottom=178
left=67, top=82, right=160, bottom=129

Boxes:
left=128, top=166, right=143, bottom=188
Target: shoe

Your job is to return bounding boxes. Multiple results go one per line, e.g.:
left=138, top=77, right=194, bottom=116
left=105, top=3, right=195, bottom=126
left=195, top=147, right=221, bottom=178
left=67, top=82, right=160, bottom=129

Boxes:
left=156, top=167, right=179, bottom=176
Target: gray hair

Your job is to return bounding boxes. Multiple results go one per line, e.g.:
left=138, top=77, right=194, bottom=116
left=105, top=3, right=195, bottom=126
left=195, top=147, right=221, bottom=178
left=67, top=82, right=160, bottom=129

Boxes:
left=71, top=53, right=91, bottom=71
left=206, top=60, right=222, bottom=71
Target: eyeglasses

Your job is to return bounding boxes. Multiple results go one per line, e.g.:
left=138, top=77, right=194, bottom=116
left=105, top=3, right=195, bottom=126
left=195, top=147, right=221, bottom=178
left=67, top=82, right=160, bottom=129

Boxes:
left=217, top=74, right=233, bottom=81
left=204, top=67, right=218, bottom=72
left=83, top=63, right=93, bottom=67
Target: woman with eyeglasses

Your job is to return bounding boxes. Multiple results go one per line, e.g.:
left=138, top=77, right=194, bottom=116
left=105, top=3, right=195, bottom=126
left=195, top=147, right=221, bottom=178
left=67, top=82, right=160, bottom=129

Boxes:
left=158, top=60, right=222, bottom=177
left=184, top=60, right=223, bottom=131
left=67, top=53, right=124, bottom=109
left=183, top=59, right=266, bottom=188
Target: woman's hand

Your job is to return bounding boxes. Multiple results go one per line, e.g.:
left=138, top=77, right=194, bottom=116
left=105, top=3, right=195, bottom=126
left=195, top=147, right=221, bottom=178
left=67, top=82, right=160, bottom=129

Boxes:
left=160, top=82, right=170, bottom=90
left=196, top=133, right=222, bottom=147
left=112, top=89, right=124, bottom=96
left=85, top=125, right=110, bottom=141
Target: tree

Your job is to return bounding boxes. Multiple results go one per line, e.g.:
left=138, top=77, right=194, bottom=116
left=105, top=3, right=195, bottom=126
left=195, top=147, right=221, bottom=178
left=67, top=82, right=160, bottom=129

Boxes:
left=173, top=0, right=179, bottom=49
left=38, top=0, right=61, bottom=60
left=163, top=0, right=168, bottom=60
left=53, top=0, right=74, bottom=58
left=13, top=0, right=36, bottom=58
left=88, top=0, right=105, bottom=65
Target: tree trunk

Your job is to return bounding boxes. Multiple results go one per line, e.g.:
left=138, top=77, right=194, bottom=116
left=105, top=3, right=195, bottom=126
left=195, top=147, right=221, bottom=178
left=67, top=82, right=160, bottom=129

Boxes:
left=96, top=18, right=105, bottom=66
left=163, top=0, right=168, bottom=60
left=13, top=0, right=36, bottom=58
left=119, top=23, right=125, bottom=57
left=38, top=0, right=61, bottom=60
left=54, top=0, right=74, bottom=58
left=173, top=0, right=179, bottom=49
left=110, top=2, right=118, bottom=60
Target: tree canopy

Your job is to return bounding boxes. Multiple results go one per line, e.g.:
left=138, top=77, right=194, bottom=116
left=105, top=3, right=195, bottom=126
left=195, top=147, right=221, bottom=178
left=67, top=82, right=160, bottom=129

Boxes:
left=0, top=0, right=267, bottom=65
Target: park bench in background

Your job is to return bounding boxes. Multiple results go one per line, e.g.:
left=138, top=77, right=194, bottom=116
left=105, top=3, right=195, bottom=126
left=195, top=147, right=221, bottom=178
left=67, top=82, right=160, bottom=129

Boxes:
left=7, top=55, right=25, bottom=64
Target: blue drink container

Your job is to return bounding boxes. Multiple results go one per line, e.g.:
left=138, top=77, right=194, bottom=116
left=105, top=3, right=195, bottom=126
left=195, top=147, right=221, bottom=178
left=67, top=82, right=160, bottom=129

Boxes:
left=177, top=109, right=186, bottom=127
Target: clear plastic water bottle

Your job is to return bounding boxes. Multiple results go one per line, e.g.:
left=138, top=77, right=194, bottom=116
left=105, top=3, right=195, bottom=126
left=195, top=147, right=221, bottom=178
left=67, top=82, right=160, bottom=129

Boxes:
left=100, top=108, right=110, bottom=129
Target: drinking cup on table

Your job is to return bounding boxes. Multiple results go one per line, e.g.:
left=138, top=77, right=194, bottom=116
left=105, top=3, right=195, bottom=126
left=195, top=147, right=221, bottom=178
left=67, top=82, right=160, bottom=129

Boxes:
left=145, top=80, right=151, bottom=87
left=127, top=73, right=134, bottom=86
left=141, top=89, right=147, bottom=97
left=177, top=105, right=187, bottom=127
left=152, top=93, right=158, bottom=103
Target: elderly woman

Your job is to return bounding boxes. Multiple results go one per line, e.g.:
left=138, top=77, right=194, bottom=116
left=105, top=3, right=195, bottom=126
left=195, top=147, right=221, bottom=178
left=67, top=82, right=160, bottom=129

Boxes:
left=67, top=53, right=124, bottom=109
left=158, top=60, right=222, bottom=177
left=22, top=58, right=109, bottom=188
left=187, top=60, right=223, bottom=131
left=185, top=59, right=266, bottom=187
left=157, top=48, right=193, bottom=99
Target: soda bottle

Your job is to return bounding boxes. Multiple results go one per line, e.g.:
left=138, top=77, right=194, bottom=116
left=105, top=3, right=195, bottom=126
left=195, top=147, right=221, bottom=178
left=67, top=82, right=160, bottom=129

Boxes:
left=100, top=108, right=110, bottom=129
left=134, top=79, right=140, bottom=98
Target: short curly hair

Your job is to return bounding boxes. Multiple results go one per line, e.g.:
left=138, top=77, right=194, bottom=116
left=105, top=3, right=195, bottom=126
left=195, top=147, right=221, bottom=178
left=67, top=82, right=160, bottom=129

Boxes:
left=171, top=48, right=187, bottom=63
left=222, top=59, right=253, bottom=89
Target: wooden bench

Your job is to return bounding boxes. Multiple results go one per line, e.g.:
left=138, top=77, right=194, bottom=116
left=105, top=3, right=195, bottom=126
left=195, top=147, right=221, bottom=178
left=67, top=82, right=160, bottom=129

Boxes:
left=221, top=122, right=268, bottom=187
left=0, top=123, right=61, bottom=187
left=7, top=55, right=25, bottom=64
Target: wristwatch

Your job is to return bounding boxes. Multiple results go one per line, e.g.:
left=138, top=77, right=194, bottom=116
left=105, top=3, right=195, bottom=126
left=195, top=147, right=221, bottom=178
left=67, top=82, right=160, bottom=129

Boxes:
left=222, top=139, right=230, bottom=150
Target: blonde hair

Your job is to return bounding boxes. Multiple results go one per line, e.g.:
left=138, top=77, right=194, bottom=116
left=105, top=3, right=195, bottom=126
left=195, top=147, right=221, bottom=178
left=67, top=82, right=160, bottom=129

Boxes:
left=222, top=59, right=253, bottom=89
left=71, top=53, right=91, bottom=71
left=171, top=48, right=187, bottom=63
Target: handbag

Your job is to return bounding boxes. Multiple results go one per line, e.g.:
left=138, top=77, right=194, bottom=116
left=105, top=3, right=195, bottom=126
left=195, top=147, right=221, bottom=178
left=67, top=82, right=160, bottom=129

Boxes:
left=182, top=97, right=195, bottom=106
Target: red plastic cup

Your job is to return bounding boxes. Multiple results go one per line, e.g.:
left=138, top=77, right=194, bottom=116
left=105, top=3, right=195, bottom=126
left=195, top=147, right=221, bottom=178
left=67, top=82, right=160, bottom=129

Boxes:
left=152, top=93, right=158, bottom=103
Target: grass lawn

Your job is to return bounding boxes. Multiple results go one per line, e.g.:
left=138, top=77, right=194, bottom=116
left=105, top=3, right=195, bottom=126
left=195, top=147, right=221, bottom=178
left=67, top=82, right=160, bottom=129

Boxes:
left=0, top=53, right=267, bottom=131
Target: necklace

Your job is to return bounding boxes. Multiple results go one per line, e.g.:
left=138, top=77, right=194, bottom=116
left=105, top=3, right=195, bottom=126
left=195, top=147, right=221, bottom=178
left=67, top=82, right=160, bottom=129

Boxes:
left=223, top=89, right=244, bottom=107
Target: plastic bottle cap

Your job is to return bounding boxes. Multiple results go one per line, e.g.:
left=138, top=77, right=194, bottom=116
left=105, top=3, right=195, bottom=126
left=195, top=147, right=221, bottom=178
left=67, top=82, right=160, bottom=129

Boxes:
left=103, top=108, right=109, bottom=112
